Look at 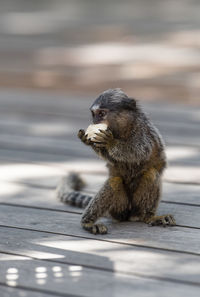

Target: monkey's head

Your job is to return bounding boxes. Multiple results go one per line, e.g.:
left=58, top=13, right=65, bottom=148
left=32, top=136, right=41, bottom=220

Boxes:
left=90, top=89, right=137, bottom=138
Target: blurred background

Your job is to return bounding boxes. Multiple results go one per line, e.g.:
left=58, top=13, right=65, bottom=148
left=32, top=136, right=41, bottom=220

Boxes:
left=0, top=0, right=200, bottom=192
left=0, top=0, right=200, bottom=103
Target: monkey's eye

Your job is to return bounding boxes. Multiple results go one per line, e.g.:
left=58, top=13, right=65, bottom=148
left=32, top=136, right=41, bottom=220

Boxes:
left=98, top=110, right=107, bottom=118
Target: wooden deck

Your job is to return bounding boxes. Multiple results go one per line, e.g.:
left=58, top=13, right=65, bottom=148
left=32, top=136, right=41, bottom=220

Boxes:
left=0, top=88, right=200, bottom=297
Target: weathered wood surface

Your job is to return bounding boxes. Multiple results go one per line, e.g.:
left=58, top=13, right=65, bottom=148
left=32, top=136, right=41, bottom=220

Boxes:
left=0, top=205, right=200, bottom=254
left=0, top=181, right=200, bottom=229
left=0, top=227, right=200, bottom=285
left=1, top=252, right=199, bottom=297
left=0, top=88, right=200, bottom=296
left=0, top=89, right=200, bottom=156
left=0, top=286, right=54, bottom=297
left=1, top=174, right=200, bottom=208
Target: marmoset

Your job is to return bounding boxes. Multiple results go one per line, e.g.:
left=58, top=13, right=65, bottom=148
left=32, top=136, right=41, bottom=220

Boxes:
left=56, top=89, right=175, bottom=234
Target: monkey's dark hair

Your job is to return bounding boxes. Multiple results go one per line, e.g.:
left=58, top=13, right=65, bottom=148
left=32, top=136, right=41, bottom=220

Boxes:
left=90, top=88, right=137, bottom=112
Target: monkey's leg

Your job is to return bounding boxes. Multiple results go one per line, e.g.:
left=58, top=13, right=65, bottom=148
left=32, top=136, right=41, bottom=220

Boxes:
left=131, top=168, right=176, bottom=227
left=81, top=177, right=128, bottom=235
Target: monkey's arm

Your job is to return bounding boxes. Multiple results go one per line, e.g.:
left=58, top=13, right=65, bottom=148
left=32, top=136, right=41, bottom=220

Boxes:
left=93, top=129, right=153, bottom=163
left=78, top=129, right=114, bottom=162
left=81, top=176, right=128, bottom=234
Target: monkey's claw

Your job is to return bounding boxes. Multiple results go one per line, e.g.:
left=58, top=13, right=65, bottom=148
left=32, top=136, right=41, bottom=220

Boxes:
left=78, top=129, right=92, bottom=145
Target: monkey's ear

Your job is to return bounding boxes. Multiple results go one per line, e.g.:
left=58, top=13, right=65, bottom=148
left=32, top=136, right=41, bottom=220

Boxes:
left=122, top=97, right=137, bottom=111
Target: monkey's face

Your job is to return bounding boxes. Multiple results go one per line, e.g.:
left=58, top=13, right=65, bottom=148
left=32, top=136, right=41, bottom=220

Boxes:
left=90, top=108, right=108, bottom=124
left=90, top=89, right=137, bottom=137
left=90, top=89, right=127, bottom=125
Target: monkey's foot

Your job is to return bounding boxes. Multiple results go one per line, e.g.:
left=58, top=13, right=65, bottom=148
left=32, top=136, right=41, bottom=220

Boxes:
left=145, top=214, right=176, bottom=227
left=82, top=222, right=108, bottom=234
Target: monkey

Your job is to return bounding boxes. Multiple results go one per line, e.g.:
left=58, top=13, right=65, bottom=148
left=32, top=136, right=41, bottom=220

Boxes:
left=56, top=88, right=176, bottom=234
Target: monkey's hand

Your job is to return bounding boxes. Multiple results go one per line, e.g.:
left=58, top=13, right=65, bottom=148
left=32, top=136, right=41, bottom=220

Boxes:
left=92, top=129, right=116, bottom=149
left=78, top=129, right=93, bottom=146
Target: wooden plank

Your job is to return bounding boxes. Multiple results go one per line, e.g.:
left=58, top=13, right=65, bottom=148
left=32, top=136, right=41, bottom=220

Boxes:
left=1, top=179, right=200, bottom=229
left=0, top=285, right=55, bottom=297
left=0, top=89, right=199, bottom=127
left=0, top=144, right=199, bottom=184
left=0, top=89, right=90, bottom=115
left=0, top=89, right=199, bottom=148
left=1, top=251, right=199, bottom=297
left=0, top=129, right=199, bottom=184
left=0, top=148, right=77, bottom=163
left=0, top=106, right=199, bottom=145
left=163, top=182, right=200, bottom=205
left=1, top=227, right=200, bottom=285
left=0, top=205, right=200, bottom=254
left=0, top=173, right=200, bottom=232
left=1, top=173, right=200, bottom=208
left=164, top=166, right=200, bottom=184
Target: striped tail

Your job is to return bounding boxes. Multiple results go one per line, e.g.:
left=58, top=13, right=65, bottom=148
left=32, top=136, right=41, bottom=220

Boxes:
left=56, top=173, right=92, bottom=208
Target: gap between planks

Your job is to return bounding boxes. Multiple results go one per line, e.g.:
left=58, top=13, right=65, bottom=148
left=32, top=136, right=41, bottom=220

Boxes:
left=0, top=202, right=200, bottom=231
left=0, top=249, right=200, bottom=289
left=0, top=204, right=199, bottom=254
left=0, top=224, right=200, bottom=257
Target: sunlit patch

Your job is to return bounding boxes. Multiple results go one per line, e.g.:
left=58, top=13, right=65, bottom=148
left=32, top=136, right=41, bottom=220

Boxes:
left=36, top=279, right=46, bottom=285
left=6, top=267, right=19, bottom=286
left=0, top=181, right=23, bottom=196
left=38, top=43, right=200, bottom=67
left=166, top=146, right=199, bottom=161
left=7, top=268, right=18, bottom=274
left=70, top=271, right=82, bottom=277
left=52, top=266, right=62, bottom=272
left=54, top=272, right=63, bottom=278
left=35, top=272, right=47, bottom=279
left=6, top=280, right=17, bottom=287
left=38, top=238, right=111, bottom=253
left=30, top=123, right=73, bottom=136
left=6, top=274, right=19, bottom=280
left=164, top=166, right=200, bottom=183
left=35, top=267, right=47, bottom=273
left=69, top=266, right=82, bottom=280
left=69, top=265, right=82, bottom=272
left=0, top=255, right=28, bottom=261
left=0, top=163, right=62, bottom=181
left=25, top=251, right=65, bottom=260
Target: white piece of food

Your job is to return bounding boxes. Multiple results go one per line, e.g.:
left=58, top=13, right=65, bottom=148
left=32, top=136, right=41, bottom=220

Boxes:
left=85, top=123, right=108, bottom=141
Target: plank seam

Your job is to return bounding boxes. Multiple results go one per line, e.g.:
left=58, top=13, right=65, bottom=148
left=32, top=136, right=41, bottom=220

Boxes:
left=0, top=224, right=199, bottom=257
left=1, top=203, right=200, bottom=230
left=0, top=202, right=82, bottom=214
left=0, top=250, right=200, bottom=288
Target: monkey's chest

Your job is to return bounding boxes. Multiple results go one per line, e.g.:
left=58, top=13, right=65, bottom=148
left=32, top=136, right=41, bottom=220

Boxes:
left=108, top=162, right=144, bottom=181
